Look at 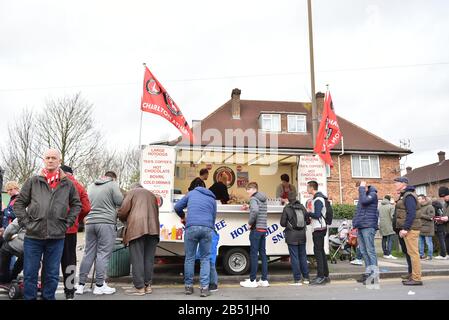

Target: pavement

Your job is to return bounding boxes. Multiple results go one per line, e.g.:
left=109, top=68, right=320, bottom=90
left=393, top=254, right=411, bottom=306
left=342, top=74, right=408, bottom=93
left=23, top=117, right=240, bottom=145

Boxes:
left=2, top=276, right=448, bottom=300
left=1, top=232, right=449, bottom=300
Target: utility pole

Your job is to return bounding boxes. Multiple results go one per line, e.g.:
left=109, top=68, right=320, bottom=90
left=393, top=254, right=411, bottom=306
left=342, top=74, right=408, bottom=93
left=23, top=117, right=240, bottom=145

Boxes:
left=307, top=0, right=318, bottom=146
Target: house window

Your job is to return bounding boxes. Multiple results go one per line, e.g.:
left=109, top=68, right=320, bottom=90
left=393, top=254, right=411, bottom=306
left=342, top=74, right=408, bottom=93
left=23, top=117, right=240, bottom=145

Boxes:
left=351, top=155, right=381, bottom=178
left=415, top=185, right=427, bottom=196
left=260, top=114, right=281, bottom=132
left=326, top=164, right=331, bottom=178
left=287, top=115, right=307, bottom=133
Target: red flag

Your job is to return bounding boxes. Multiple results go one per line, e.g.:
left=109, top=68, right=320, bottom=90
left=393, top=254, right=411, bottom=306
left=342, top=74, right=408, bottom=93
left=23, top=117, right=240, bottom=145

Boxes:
left=313, top=91, right=342, bottom=168
left=141, top=66, right=193, bottom=142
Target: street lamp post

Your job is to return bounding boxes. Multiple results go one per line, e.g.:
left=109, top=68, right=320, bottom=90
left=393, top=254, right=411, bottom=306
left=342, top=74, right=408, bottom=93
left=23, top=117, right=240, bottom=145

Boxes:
left=307, top=0, right=318, bottom=146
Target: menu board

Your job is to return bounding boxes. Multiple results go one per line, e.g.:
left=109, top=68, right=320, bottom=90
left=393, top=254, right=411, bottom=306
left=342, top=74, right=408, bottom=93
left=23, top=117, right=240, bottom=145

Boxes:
left=298, top=154, right=328, bottom=204
left=141, top=145, right=176, bottom=212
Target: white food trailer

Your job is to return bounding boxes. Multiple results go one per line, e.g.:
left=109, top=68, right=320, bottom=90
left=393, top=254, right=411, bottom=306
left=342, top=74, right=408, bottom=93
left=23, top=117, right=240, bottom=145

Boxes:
left=141, top=144, right=329, bottom=275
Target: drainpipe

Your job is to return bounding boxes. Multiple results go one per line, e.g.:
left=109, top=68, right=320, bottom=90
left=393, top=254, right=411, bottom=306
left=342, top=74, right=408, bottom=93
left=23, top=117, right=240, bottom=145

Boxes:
left=338, top=137, right=345, bottom=204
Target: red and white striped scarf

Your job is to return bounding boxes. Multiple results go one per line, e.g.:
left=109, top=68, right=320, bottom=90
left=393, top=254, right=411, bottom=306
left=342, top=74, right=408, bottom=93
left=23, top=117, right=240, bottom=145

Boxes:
left=42, top=168, right=61, bottom=189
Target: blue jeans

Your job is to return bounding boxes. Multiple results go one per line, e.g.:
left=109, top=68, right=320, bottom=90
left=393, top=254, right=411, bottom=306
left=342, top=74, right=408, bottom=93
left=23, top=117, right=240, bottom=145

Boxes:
left=419, top=236, right=434, bottom=259
left=287, top=244, right=309, bottom=281
left=249, top=230, right=268, bottom=282
left=184, top=226, right=212, bottom=288
left=23, top=237, right=65, bottom=300
left=355, top=246, right=363, bottom=260
left=210, top=261, right=218, bottom=286
left=382, top=235, right=394, bottom=256
left=357, top=228, right=378, bottom=277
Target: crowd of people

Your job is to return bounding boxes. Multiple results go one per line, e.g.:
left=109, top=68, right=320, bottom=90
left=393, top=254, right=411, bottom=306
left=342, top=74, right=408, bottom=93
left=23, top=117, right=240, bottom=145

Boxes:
left=1, top=151, right=449, bottom=299
left=350, top=178, right=449, bottom=286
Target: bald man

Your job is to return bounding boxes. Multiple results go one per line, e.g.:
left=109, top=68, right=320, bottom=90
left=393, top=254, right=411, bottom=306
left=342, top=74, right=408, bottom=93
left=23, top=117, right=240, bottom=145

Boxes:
left=14, top=149, right=81, bottom=300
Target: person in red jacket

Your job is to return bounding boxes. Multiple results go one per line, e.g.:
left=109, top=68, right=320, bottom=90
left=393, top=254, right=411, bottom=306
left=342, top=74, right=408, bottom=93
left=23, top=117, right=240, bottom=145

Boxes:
left=60, top=165, right=91, bottom=300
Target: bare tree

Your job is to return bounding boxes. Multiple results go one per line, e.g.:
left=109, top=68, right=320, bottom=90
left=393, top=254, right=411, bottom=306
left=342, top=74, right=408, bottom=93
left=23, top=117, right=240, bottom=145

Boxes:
left=1, top=110, right=42, bottom=184
left=75, top=146, right=140, bottom=190
left=36, top=92, right=101, bottom=171
left=115, top=146, right=140, bottom=190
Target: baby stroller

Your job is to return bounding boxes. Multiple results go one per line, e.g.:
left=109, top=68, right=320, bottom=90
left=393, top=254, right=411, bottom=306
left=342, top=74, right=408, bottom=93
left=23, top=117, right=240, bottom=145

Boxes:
left=0, top=277, right=42, bottom=300
left=329, top=220, right=354, bottom=264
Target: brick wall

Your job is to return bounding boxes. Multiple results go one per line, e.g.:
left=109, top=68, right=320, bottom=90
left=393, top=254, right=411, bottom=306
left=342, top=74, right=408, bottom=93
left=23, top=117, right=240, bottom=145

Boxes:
left=326, top=154, right=402, bottom=204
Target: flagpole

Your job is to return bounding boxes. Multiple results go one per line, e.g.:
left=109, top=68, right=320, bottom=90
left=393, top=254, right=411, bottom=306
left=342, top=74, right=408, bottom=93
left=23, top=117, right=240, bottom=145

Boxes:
left=338, top=136, right=345, bottom=204
left=139, top=63, right=146, bottom=150
left=138, top=110, right=143, bottom=148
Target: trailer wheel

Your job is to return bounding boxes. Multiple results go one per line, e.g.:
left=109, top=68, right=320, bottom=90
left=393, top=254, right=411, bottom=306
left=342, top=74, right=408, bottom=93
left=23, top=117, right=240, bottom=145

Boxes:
left=223, top=248, right=250, bottom=275
left=8, top=283, right=21, bottom=300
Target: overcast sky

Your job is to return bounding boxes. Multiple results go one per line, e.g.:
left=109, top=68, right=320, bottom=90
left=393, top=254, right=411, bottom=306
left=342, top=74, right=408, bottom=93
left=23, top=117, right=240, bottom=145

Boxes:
left=1, top=0, right=448, bottom=171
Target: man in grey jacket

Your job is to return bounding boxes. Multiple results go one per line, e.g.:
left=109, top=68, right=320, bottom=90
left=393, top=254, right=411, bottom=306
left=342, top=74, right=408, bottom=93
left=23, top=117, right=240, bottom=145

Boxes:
left=14, top=149, right=81, bottom=300
left=240, top=182, right=269, bottom=288
left=0, top=218, right=25, bottom=283
left=76, top=171, right=123, bottom=296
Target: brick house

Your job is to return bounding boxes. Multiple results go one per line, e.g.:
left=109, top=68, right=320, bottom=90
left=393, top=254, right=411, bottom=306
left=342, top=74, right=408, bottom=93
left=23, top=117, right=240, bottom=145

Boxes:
left=404, top=151, right=449, bottom=199
left=171, top=89, right=411, bottom=204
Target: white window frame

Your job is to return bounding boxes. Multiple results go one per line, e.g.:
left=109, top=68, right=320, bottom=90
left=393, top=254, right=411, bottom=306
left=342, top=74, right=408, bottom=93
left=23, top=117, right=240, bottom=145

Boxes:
left=351, top=155, right=381, bottom=178
left=287, top=115, right=307, bottom=133
left=260, top=114, right=281, bottom=132
left=326, top=164, right=331, bottom=178
left=415, top=185, right=427, bottom=196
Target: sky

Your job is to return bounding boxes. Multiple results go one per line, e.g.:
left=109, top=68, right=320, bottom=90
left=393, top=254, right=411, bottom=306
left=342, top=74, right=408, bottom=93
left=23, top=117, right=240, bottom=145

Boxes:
left=1, top=0, right=448, bottom=171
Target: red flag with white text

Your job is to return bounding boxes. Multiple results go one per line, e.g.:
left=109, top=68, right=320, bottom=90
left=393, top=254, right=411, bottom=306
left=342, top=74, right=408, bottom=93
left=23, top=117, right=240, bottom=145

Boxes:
left=141, top=66, right=193, bottom=142
left=313, top=91, right=342, bottom=167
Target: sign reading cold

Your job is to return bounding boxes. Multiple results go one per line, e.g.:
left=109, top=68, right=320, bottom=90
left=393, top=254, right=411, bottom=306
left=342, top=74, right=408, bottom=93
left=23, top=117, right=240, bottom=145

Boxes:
left=298, top=155, right=328, bottom=204
left=141, top=146, right=176, bottom=212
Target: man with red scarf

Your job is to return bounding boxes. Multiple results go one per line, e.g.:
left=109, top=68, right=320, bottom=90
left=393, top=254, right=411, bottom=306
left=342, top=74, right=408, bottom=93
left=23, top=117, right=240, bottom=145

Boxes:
left=14, top=149, right=81, bottom=300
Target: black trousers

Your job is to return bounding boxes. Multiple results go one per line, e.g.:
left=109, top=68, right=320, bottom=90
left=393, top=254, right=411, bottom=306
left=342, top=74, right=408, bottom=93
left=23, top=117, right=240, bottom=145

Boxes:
left=312, top=230, right=329, bottom=278
left=436, top=231, right=447, bottom=257
left=0, top=243, right=23, bottom=283
left=398, top=234, right=412, bottom=274
left=61, top=233, right=77, bottom=294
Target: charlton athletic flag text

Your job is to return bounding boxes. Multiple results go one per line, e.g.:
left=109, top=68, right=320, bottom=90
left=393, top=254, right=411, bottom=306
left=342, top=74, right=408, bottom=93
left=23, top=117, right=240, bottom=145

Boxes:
left=141, top=66, right=193, bottom=142
left=313, top=91, right=343, bottom=168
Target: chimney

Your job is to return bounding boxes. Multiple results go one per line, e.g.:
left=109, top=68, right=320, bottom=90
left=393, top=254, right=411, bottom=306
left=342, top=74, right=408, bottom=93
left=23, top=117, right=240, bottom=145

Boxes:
left=406, top=166, right=413, bottom=175
left=316, top=92, right=325, bottom=119
left=438, top=151, right=446, bottom=163
left=231, top=88, right=241, bottom=120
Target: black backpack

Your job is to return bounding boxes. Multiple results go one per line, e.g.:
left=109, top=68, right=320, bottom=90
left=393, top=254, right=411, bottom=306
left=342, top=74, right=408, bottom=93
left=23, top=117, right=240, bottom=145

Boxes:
left=288, top=204, right=307, bottom=230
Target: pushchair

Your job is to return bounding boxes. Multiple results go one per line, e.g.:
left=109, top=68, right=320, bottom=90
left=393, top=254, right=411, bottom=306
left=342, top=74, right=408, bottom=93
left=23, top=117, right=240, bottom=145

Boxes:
left=329, top=220, right=355, bottom=264
left=0, top=277, right=42, bottom=300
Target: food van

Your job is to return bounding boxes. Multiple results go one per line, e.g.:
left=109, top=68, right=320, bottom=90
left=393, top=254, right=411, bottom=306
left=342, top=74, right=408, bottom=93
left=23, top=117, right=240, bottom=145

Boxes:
left=141, top=144, right=329, bottom=275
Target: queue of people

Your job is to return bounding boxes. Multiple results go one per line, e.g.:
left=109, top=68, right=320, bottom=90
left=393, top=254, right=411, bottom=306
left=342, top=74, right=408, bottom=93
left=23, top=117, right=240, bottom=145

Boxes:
left=1, top=158, right=449, bottom=299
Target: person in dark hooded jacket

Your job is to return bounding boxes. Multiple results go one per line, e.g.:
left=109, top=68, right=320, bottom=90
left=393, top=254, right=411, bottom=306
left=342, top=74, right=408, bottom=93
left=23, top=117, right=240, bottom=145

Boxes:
left=352, top=182, right=379, bottom=285
left=280, top=192, right=310, bottom=285
left=433, top=200, right=448, bottom=259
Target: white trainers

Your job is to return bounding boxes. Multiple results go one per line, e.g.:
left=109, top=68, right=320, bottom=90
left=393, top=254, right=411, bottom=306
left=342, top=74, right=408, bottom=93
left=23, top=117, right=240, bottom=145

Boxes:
left=289, top=281, right=303, bottom=286
left=389, top=255, right=398, bottom=260
left=435, top=256, right=448, bottom=260
left=93, top=283, right=116, bottom=295
left=257, top=280, right=270, bottom=287
left=350, top=259, right=363, bottom=266
left=383, top=255, right=391, bottom=259
left=240, top=279, right=258, bottom=288
left=75, top=284, right=85, bottom=295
